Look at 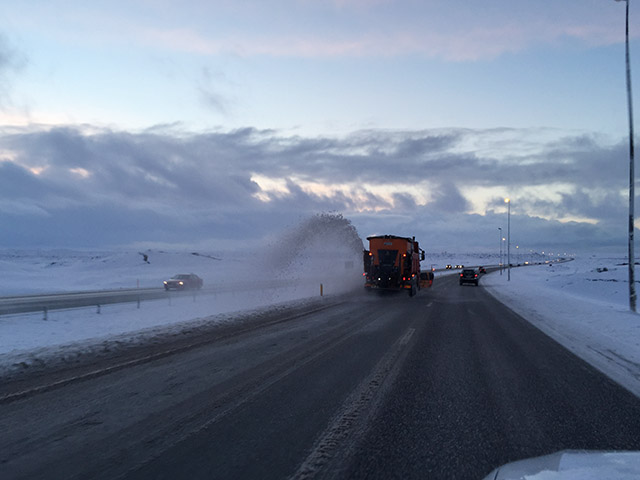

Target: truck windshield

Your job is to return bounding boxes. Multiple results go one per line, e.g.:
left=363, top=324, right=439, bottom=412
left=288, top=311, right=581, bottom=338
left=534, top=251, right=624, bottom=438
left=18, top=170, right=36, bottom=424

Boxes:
left=378, top=250, right=398, bottom=266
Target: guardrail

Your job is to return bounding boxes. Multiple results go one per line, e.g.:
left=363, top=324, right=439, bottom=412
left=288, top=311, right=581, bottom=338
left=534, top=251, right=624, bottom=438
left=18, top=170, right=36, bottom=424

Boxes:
left=0, top=288, right=167, bottom=316
left=0, top=277, right=331, bottom=317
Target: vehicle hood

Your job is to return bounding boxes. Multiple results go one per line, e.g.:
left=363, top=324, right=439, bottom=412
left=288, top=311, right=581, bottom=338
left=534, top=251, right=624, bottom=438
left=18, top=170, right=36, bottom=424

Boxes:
left=484, top=450, right=640, bottom=479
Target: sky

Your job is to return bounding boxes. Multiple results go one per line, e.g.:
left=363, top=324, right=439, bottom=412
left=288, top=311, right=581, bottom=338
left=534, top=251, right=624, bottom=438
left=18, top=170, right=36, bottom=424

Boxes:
left=0, top=0, right=638, bottom=254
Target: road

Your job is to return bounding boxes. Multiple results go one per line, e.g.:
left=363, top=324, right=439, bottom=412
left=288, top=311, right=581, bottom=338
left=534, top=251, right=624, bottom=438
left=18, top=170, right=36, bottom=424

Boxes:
left=2, top=272, right=640, bottom=479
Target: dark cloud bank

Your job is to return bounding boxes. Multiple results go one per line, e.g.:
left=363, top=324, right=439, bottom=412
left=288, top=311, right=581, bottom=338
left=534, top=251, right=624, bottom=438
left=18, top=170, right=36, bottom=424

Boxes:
left=0, top=124, right=633, bottom=253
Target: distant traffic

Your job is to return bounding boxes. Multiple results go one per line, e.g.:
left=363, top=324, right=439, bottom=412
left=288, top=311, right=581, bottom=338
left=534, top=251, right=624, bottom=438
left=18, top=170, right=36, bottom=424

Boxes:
left=163, top=273, right=203, bottom=291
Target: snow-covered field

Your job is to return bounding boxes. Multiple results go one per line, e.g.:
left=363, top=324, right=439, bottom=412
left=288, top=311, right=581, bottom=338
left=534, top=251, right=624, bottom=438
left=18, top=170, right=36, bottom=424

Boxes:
left=1, top=248, right=639, bottom=404
left=0, top=248, right=314, bottom=294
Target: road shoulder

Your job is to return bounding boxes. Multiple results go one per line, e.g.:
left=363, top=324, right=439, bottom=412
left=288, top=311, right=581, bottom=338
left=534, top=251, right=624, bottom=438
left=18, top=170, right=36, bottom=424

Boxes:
left=483, top=268, right=640, bottom=398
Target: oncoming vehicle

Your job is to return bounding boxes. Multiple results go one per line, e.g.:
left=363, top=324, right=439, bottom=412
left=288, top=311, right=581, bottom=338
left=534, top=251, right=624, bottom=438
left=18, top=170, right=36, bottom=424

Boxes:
left=459, top=268, right=479, bottom=286
left=445, top=264, right=453, bottom=270
left=163, top=273, right=203, bottom=291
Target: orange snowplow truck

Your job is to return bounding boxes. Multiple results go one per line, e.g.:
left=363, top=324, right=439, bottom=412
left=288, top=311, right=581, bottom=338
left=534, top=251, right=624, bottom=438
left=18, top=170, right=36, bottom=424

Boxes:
left=363, top=235, right=425, bottom=296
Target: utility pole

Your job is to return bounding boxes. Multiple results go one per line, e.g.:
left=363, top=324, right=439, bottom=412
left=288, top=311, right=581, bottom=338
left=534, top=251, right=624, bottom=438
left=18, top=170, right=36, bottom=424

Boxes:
left=505, top=198, right=511, bottom=281
left=498, top=227, right=503, bottom=275
left=617, top=0, right=637, bottom=311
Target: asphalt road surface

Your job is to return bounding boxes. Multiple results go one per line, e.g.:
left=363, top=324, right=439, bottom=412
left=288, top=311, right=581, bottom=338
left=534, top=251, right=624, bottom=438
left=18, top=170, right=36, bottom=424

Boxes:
left=3, top=273, right=640, bottom=479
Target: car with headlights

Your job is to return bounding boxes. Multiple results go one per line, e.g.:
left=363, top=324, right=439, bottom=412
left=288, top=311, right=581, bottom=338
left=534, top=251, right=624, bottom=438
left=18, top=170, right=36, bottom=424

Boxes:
left=163, top=273, right=203, bottom=291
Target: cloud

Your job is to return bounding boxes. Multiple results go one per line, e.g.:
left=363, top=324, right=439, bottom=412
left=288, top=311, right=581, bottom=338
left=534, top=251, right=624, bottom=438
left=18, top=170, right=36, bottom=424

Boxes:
left=140, top=23, right=615, bottom=62
left=429, top=182, right=472, bottom=214
left=0, top=124, right=633, bottom=251
left=23, top=1, right=626, bottom=62
left=197, top=67, right=232, bottom=115
left=0, top=33, right=26, bottom=107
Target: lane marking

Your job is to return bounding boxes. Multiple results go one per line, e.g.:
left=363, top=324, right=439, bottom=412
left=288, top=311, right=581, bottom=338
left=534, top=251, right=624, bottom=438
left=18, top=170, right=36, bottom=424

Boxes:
left=399, top=328, right=415, bottom=346
left=292, top=326, right=416, bottom=479
left=0, top=302, right=343, bottom=405
left=115, top=308, right=377, bottom=479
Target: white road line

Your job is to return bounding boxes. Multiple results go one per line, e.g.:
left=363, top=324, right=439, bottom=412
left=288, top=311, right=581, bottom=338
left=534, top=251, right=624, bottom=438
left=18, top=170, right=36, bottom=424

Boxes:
left=292, top=326, right=416, bottom=479
left=400, top=328, right=415, bottom=346
left=0, top=303, right=341, bottom=405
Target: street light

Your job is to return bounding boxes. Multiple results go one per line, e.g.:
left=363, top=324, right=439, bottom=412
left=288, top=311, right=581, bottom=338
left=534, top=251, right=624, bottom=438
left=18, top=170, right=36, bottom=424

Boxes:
left=505, top=198, right=511, bottom=281
left=498, top=227, right=503, bottom=275
left=616, top=0, right=637, bottom=312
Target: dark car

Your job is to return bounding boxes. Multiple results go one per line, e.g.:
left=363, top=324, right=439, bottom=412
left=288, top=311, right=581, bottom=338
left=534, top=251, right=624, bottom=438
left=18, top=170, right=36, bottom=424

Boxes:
left=478, top=266, right=486, bottom=274
left=163, top=273, right=203, bottom=291
left=459, top=268, right=479, bottom=286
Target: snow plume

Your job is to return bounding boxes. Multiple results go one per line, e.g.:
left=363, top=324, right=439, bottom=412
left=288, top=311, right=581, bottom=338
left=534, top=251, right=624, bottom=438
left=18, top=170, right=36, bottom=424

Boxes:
left=263, top=213, right=364, bottom=294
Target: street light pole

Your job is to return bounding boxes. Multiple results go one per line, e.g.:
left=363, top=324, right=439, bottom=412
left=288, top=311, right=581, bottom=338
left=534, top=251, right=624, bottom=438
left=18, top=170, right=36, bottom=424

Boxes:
left=617, top=0, right=637, bottom=312
left=505, top=198, right=511, bottom=281
left=498, top=227, right=503, bottom=275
